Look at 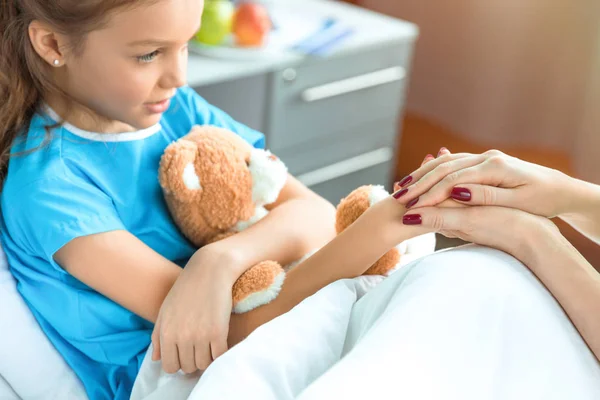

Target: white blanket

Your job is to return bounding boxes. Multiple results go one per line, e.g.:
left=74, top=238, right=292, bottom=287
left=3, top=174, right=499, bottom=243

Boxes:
left=131, top=245, right=600, bottom=400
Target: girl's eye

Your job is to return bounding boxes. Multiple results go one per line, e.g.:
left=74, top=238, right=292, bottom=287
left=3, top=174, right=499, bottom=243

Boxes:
left=137, top=50, right=160, bottom=63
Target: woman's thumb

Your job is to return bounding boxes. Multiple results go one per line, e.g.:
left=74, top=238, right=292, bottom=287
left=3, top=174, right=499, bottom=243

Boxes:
left=450, top=184, right=513, bottom=207
left=403, top=206, right=468, bottom=233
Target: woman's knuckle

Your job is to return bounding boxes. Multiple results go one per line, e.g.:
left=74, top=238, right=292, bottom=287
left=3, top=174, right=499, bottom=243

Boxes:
left=436, top=163, right=454, bottom=176
left=481, top=186, right=496, bottom=205
left=442, top=171, right=461, bottom=185
left=488, top=155, right=507, bottom=167
left=484, top=149, right=503, bottom=157
left=431, top=214, right=445, bottom=230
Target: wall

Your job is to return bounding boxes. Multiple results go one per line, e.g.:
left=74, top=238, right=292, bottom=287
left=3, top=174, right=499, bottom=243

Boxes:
left=362, top=0, right=599, bottom=158
left=575, top=30, right=600, bottom=183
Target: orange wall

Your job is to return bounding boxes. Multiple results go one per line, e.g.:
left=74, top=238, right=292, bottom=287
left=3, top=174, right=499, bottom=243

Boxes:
left=575, top=35, right=600, bottom=184
left=362, top=0, right=599, bottom=180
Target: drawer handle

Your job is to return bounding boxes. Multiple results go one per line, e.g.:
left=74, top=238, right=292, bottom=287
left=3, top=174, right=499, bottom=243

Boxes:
left=296, top=147, right=394, bottom=187
left=301, top=66, right=406, bottom=103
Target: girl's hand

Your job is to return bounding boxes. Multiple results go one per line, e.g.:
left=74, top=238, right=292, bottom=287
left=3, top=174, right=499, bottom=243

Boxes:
left=394, top=148, right=573, bottom=218
left=151, top=245, right=241, bottom=374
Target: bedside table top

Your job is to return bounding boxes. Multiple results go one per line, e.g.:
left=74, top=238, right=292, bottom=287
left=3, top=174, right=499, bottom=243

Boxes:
left=187, top=0, right=419, bottom=87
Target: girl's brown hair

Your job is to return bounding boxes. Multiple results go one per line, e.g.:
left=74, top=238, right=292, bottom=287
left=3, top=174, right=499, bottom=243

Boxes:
left=0, top=0, right=150, bottom=185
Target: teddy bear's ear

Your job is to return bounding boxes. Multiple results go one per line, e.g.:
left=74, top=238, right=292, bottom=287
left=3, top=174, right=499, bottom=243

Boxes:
left=159, top=139, right=202, bottom=203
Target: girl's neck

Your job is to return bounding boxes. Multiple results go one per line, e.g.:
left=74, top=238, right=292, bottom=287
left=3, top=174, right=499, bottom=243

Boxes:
left=45, top=94, right=137, bottom=134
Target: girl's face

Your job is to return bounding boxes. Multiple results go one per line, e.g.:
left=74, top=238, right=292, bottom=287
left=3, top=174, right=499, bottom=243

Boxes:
left=56, top=0, right=204, bottom=131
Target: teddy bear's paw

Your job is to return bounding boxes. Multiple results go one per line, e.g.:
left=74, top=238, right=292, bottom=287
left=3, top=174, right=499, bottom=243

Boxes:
left=232, top=261, right=286, bottom=314
left=336, top=185, right=389, bottom=234
left=363, top=247, right=401, bottom=276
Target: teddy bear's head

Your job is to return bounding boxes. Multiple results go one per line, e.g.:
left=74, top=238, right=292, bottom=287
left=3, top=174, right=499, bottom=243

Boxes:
left=159, top=126, right=288, bottom=247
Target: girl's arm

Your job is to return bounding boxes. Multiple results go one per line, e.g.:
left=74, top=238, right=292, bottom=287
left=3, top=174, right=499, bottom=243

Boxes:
left=521, top=221, right=600, bottom=361
left=559, top=178, right=600, bottom=245
left=55, top=230, right=189, bottom=323
left=56, top=195, right=416, bottom=370
left=214, top=174, right=337, bottom=278
left=227, top=196, right=418, bottom=346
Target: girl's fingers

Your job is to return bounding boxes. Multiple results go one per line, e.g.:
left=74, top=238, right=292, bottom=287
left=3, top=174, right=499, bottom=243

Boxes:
left=151, top=319, right=161, bottom=361
left=178, top=343, right=197, bottom=374
left=195, top=342, right=213, bottom=371
left=210, top=338, right=229, bottom=362
left=393, top=149, right=450, bottom=193
left=422, top=153, right=435, bottom=166
left=396, top=152, right=473, bottom=189
left=437, top=147, right=451, bottom=157
left=161, top=340, right=181, bottom=374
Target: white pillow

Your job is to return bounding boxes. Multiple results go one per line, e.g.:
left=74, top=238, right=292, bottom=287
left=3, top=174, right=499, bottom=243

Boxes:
left=0, top=241, right=88, bottom=399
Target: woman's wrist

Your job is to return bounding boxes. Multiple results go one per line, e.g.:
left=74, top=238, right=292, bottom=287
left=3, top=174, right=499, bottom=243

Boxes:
left=558, top=175, right=600, bottom=218
left=518, top=215, right=567, bottom=268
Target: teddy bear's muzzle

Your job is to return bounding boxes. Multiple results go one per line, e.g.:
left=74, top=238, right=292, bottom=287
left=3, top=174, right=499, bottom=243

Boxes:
left=248, top=148, right=289, bottom=207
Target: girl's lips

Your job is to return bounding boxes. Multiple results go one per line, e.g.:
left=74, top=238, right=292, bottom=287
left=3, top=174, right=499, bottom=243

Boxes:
left=145, top=98, right=170, bottom=114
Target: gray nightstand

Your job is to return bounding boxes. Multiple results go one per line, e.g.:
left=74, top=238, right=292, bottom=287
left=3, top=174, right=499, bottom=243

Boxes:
left=187, top=0, right=418, bottom=205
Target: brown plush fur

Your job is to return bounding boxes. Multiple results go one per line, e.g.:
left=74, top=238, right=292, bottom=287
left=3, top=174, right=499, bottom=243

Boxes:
left=159, top=127, right=401, bottom=313
left=159, top=126, right=286, bottom=312
left=336, top=185, right=401, bottom=276
left=232, top=261, right=284, bottom=304
left=159, top=126, right=257, bottom=246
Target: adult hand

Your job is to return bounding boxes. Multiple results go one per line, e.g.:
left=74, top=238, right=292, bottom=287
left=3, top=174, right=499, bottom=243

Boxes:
left=401, top=201, right=560, bottom=264
left=151, top=245, right=241, bottom=374
left=394, top=149, right=573, bottom=218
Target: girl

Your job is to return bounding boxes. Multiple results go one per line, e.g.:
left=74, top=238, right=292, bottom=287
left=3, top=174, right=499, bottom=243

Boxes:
left=2, top=0, right=419, bottom=398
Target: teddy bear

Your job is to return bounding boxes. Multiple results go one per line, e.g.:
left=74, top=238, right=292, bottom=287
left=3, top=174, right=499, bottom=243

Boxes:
left=158, top=125, right=436, bottom=314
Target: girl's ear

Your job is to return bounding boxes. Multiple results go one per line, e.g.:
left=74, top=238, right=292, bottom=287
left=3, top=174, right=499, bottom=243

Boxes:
left=28, top=20, right=68, bottom=67
left=159, top=139, right=202, bottom=203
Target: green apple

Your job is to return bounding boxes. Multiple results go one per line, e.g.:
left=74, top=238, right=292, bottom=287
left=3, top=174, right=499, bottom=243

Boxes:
left=195, top=0, right=234, bottom=46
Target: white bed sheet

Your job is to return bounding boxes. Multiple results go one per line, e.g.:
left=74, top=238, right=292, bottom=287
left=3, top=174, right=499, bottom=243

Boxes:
left=132, top=245, right=600, bottom=400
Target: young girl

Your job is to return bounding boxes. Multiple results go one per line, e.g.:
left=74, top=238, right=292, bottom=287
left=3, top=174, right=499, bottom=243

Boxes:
left=0, top=1, right=423, bottom=399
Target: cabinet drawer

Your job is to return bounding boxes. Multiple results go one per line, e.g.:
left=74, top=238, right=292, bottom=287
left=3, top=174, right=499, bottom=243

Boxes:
left=266, top=44, right=412, bottom=152
left=276, top=117, right=398, bottom=176
left=306, top=160, right=394, bottom=206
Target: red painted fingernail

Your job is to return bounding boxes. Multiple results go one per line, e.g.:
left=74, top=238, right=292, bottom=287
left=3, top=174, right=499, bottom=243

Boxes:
left=393, top=188, right=409, bottom=199
left=451, top=187, right=471, bottom=201
left=406, top=197, right=420, bottom=209
left=437, top=147, right=448, bottom=157
left=398, top=175, right=413, bottom=187
left=403, top=214, right=422, bottom=225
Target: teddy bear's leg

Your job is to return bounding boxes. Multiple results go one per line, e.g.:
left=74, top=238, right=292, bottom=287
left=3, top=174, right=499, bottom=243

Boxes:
left=232, top=261, right=286, bottom=314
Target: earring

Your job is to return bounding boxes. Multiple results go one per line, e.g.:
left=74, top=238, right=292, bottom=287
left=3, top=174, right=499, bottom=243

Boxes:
left=53, top=59, right=60, bottom=66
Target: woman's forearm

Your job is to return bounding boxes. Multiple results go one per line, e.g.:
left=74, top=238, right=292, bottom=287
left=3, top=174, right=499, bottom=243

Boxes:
left=523, top=224, right=600, bottom=361
left=560, top=177, right=600, bottom=245
left=227, top=198, right=408, bottom=346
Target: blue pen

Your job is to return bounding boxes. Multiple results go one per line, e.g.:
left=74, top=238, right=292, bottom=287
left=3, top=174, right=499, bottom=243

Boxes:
left=290, top=17, right=339, bottom=52
left=307, top=26, right=354, bottom=56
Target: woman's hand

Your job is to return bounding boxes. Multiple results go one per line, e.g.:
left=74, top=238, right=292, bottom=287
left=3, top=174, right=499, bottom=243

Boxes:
left=394, top=149, right=573, bottom=218
left=151, top=244, right=241, bottom=374
left=401, top=202, right=560, bottom=264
